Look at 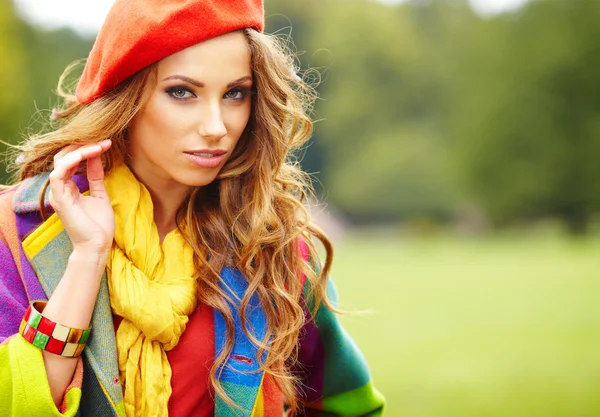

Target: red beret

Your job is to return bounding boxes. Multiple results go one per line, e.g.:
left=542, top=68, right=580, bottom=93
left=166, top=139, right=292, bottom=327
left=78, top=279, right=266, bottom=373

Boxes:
left=76, top=0, right=264, bottom=104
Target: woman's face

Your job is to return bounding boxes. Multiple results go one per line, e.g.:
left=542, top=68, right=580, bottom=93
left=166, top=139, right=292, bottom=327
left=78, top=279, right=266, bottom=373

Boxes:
left=126, top=31, right=252, bottom=193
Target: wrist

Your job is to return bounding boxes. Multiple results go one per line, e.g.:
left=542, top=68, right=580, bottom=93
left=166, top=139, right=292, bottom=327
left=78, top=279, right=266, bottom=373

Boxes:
left=69, top=249, right=109, bottom=270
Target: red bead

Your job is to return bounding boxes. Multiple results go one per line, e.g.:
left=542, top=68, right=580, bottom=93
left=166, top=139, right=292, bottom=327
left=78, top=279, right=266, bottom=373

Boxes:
left=22, top=324, right=37, bottom=343
left=37, top=316, right=56, bottom=335
left=23, top=306, right=32, bottom=323
left=45, top=337, right=66, bottom=355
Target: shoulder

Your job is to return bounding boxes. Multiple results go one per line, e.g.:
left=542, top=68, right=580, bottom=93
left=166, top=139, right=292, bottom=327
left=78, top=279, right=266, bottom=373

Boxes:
left=0, top=175, right=50, bottom=240
left=11, top=173, right=51, bottom=215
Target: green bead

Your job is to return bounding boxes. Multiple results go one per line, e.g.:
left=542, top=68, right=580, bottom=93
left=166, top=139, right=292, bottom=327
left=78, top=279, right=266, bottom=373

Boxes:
left=29, top=311, right=42, bottom=329
left=79, top=329, right=91, bottom=345
left=33, top=331, right=50, bottom=349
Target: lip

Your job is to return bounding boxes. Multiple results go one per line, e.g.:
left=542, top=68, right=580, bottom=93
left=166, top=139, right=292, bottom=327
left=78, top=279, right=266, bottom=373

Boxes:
left=184, top=149, right=227, bottom=169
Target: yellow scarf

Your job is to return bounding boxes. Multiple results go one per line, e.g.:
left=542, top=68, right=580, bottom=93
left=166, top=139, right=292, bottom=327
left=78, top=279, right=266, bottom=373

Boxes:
left=104, top=164, right=198, bottom=416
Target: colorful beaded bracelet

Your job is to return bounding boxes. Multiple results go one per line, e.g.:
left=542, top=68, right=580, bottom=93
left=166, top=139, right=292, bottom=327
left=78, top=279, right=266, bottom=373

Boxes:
left=19, top=301, right=91, bottom=357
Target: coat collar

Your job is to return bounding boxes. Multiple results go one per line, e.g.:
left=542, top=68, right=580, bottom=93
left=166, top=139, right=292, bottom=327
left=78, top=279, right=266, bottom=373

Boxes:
left=14, top=173, right=268, bottom=416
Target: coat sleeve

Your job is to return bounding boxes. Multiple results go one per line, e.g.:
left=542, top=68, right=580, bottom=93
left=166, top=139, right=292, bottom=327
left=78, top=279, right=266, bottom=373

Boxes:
left=296, top=276, right=385, bottom=416
left=0, top=236, right=83, bottom=416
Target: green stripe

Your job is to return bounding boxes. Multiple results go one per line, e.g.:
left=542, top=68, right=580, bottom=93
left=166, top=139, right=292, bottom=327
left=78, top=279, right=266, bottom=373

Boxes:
left=322, top=381, right=385, bottom=416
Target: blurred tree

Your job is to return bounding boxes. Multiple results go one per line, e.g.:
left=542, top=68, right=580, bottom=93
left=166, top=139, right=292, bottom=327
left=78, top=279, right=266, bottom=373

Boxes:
left=264, top=0, right=327, bottom=192
left=274, top=0, right=467, bottom=222
left=21, top=26, right=93, bottom=126
left=451, top=0, right=600, bottom=233
left=3, top=0, right=598, bottom=232
left=0, top=0, right=30, bottom=177
left=0, top=1, right=93, bottom=183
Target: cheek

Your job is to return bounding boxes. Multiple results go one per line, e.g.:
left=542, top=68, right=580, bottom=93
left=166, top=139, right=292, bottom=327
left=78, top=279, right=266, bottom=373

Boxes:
left=138, top=100, right=188, bottom=146
left=146, top=101, right=177, bottom=136
left=227, top=105, right=252, bottom=140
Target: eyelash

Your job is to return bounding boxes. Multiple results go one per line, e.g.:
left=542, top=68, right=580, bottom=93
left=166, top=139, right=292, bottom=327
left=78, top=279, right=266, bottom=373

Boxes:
left=165, top=86, right=252, bottom=102
left=224, top=87, right=252, bottom=101
left=166, top=86, right=194, bottom=100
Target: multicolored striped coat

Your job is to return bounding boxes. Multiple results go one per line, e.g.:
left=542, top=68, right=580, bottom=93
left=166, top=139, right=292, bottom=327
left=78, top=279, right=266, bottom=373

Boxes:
left=0, top=173, right=385, bottom=416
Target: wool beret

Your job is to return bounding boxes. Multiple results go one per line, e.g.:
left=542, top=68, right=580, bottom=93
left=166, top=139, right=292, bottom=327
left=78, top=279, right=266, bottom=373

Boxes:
left=76, top=0, right=264, bottom=104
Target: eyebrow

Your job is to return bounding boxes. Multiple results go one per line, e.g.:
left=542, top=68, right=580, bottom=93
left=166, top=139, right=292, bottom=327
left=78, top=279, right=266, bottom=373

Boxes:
left=161, top=75, right=253, bottom=88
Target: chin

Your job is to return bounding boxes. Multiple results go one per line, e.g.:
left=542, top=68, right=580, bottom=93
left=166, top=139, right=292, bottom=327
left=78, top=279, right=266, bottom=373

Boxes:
left=175, top=170, right=220, bottom=188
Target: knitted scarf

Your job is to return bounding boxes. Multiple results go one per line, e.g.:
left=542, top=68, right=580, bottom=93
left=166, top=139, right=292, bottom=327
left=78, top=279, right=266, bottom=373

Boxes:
left=104, top=163, right=198, bottom=416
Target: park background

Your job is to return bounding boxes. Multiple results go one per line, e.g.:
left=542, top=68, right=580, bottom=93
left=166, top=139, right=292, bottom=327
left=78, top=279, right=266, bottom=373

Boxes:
left=2, top=0, right=599, bottom=415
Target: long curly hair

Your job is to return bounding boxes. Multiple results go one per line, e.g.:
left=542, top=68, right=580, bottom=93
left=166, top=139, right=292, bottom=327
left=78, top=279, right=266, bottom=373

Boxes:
left=13, top=29, right=333, bottom=412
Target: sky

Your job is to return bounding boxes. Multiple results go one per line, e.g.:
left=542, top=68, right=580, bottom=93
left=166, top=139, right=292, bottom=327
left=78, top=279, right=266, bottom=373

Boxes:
left=15, top=0, right=531, bottom=36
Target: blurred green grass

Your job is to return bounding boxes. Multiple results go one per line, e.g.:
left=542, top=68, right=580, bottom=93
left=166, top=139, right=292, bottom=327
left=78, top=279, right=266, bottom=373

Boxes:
left=332, top=231, right=600, bottom=417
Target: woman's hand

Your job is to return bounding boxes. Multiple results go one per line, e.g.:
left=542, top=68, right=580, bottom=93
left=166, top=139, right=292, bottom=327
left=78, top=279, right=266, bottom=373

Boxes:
left=48, top=140, right=115, bottom=258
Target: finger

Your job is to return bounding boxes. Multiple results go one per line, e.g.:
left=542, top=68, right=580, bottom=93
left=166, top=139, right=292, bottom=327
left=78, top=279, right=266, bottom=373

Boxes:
left=87, top=155, right=108, bottom=198
left=48, top=189, right=55, bottom=209
left=74, top=144, right=104, bottom=162
left=50, top=151, right=83, bottom=182
left=50, top=141, right=112, bottom=199
left=98, top=139, right=112, bottom=151
left=81, top=140, right=112, bottom=163
left=87, top=141, right=112, bottom=180
left=49, top=151, right=83, bottom=201
left=54, top=142, right=106, bottom=167
left=88, top=141, right=112, bottom=198
left=54, top=144, right=80, bottom=165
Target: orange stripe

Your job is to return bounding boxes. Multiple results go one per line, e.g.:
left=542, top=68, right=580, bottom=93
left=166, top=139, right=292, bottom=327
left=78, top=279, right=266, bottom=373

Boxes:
left=0, top=190, right=29, bottom=301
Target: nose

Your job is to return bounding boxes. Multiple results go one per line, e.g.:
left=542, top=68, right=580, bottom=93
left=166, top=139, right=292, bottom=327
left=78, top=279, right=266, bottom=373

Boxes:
left=198, top=102, right=227, bottom=141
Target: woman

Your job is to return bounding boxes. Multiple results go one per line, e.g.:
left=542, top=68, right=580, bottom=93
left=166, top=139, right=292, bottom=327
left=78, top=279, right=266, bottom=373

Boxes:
left=0, top=0, right=384, bottom=415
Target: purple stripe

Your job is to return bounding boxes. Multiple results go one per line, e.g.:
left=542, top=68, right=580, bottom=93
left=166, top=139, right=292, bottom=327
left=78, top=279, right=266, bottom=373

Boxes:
left=16, top=211, right=43, bottom=241
left=296, top=311, right=326, bottom=404
left=15, top=212, right=47, bottom=301
left=0, top=199, right=47, bottom=343
left=0, top=240, right=28, bottom=342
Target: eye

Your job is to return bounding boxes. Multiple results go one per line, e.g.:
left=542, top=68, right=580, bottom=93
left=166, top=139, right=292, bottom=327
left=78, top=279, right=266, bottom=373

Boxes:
left=166, top=86, right=195, bottom=100
left=224, top=87, right=251, bottom=102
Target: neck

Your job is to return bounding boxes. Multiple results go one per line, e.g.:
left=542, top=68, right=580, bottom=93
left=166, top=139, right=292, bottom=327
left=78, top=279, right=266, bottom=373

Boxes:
left=147, top=186, right=189, bottom=242
left=126, top=167, right=192, bottom=242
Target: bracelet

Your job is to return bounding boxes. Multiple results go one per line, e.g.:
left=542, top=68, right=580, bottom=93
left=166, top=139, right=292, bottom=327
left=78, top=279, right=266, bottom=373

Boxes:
left=19, top=301, right=91, bottom=357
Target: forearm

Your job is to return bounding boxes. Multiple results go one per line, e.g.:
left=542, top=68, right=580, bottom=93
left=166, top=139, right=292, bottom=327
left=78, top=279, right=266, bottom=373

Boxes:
left=41, top=250, right=107, bottom=407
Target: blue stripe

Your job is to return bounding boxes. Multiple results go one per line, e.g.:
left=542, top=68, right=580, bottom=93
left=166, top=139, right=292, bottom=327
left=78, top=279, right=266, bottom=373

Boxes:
left=214, top=267, right=268, bottom=416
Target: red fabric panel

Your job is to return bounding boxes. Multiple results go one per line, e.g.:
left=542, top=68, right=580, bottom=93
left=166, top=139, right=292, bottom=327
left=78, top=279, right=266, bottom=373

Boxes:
left=113, top=304, right=215, bottom=416
left=262, top=373, right=285, bottom=416
left=167, top=304, right=215, bottom=416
